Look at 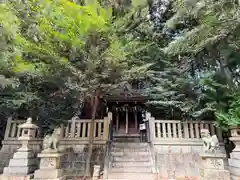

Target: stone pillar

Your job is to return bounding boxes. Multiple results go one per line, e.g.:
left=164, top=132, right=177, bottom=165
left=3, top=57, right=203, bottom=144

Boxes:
left=199, top=153, right=230, bottom=180
left=228, top=126, right=240, bottom=179
left=33, top=149, right=65, bottom=180
left=70, top=116, right=78, bottom=138
left=146, top=112, right=155, bottom=143
left=1, top=117, right=39, bottom=180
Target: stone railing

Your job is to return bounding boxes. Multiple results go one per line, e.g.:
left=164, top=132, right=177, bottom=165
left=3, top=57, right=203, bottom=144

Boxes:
left=152, top=119, right=223, bottom=144
left=61, top=117, right=110, bottom=141
left=4, top=117, right=26, bottom=140
left=3, top=116, right=111, bottom=143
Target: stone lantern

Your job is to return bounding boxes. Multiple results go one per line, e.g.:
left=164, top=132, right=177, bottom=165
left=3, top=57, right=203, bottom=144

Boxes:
left=229, top=125, right=240, bottom=153
left=18, top=117, right=38, bottom=140
left=228, top=125, right=240, bottom=179
left=18, top=117, right=38, bottom=151
left=1, top=117, right=39, bottom=179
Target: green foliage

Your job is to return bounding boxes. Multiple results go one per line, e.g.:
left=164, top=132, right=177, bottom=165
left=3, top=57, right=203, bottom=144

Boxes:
left=0, top=0, right=151, bottom=130
left=163, top=0, right=240, bottom=56
left=215, top=93, right=240, bottom=130
left=1, top=0, right=240, bottom=130
left=146, top=0, right=240, bottom=124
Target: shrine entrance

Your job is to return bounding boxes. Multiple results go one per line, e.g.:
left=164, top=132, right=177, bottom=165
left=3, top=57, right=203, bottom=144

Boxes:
left=102, top=82, right=149, bottom=135
left=114, top=106, right=138, bottom=134
left=107, top=102, right=146, bottom=135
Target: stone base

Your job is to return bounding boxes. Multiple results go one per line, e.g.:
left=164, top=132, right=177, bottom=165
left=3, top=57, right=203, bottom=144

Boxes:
left=34, top=178, right=65, bottom=180
left=0, top=174, right=33, bottom=180
left=228, top=158, right=240, bottom=168
left=228, top=166, right=240, bottom=177
left=3, top=165, right=36, bottom=175
left=200, top=153, right=227, bottom=170
left=230, top=152, right=240, bottom=159
left=13, top=151, right=35, bottom=159
left=9, top=158, right=37, bottom=167
left=37, top=150, right=63, bottom=169
left=1, top=144, right=38, bottom=177
left=33, top=150, right=65, bottom=180
left=231, top=175, right=240, bottom=180
left=199, top=168, right=230, bottom=180
left=34, top=169, right=64, bottom=179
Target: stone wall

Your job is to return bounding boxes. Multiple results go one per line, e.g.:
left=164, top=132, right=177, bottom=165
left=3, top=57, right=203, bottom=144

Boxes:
left=0, top=140, right=105, bottom=177
left=154, top=143, right=226, bottom=179
left=155, top=144, right=201, bottom=179
left=0, top=116, right=110, bottom=177
left=59, top=144, right=105, bottom=177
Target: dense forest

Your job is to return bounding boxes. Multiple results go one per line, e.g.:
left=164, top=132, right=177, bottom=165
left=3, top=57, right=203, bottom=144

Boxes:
left=1, top=0, right=240, bottom=131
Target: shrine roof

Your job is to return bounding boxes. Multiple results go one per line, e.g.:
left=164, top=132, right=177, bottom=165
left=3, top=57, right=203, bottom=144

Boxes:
left=102, top=82, right=149, bottom=102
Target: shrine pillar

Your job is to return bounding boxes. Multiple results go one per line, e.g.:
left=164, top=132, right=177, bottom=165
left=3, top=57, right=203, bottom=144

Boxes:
left=125, top=108, right=128, bottom=134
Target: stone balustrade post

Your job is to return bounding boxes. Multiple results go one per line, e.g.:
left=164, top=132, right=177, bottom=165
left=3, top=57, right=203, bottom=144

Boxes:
left=103, top=117, right=109, bottom=141
left=3, top=117, right=12, bottom=140
left=145, top=111, right=155, bottom=143
left=149, top=117, right=155, bottom=143
left=70, top=116, right=78, bottom=138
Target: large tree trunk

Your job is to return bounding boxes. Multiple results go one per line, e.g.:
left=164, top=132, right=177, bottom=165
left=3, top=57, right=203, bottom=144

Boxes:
left=85, top=89, right=101, bottom=176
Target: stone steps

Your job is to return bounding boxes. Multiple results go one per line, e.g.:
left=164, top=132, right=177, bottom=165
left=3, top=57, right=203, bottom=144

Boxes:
left=111, top=151, right=151, bottom=162
left=112, top=161, right=152, bottom=168
left=112, top=143, right=149, bottom=149
left=112, top=135, right=143, bottom=143
left=111, top=166, right=152, bottom=173
left=112, top=155, right=150, bottom=162
left=111, top=147, right=149, bottom=152
left=107, top=172, right=156, bottom=180
left=111, top=151, right=150, bottom=156
left=107, top=141, right=154, bottom=179
left=112, top=138, right=142, bottom=143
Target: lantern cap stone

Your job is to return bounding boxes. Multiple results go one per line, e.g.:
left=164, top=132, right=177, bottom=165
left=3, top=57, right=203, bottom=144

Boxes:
left=18, top=117, right=38, bottom=129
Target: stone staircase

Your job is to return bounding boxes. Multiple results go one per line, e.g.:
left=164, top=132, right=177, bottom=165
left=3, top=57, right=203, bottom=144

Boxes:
left=112, top=134, right=143, bottom=142
left=106, top=141, right=155, bottom=180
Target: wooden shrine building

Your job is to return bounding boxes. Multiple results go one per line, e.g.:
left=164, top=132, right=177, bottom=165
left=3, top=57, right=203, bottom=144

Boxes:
left=79, top=82, right=149, bottom=135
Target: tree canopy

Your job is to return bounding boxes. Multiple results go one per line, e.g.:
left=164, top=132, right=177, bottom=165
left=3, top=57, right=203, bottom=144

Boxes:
left=0, top=0, right=150, bottom=126
left=1, top=0, right=240, bottom=131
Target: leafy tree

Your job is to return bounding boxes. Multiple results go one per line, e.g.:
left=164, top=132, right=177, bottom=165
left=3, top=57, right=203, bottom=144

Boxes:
left=1, top=0, right=152, bottom=175
left=150, top=0, right=240, bottom=121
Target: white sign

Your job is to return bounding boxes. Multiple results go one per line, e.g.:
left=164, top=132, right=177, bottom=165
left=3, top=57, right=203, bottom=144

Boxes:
left=139, top=123, right=146, bottom=130
left=143, top=118, right=148, bottom=122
